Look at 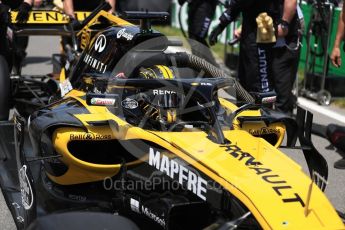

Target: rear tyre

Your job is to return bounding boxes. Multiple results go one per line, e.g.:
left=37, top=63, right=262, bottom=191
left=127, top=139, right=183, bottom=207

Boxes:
left=0, top=55, right=10, bottom=120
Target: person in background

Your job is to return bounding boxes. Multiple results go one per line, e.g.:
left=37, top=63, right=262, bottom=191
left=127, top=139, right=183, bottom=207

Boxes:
left=33, top=0, right=42, bottom=7
left=1, top=0, right=34, bottom=22
left=271, top=0, right=301, bottom=115
left=209, top=0, right=280, bottom=99
left=209, top=0, right=301, bottom=115
left=62, top=0, right=116, bottom=29
left=0, top=0, right=34, bottom=73
left=0, top=1, right=10, bottom=61
left=178, top=0, right=218, bottom=66
left=330, top=2, right=345, bottom=68
left=329, top=3, right=345, bottom=169
left=60, top=0, right=116, bottom=54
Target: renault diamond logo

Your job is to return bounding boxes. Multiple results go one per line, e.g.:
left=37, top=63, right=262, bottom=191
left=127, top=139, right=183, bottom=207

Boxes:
left=95, top=34, right=107, bottom=53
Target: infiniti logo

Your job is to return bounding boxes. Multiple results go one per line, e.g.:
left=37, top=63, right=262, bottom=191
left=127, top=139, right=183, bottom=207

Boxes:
left=94, top=34, right=107, bottom=53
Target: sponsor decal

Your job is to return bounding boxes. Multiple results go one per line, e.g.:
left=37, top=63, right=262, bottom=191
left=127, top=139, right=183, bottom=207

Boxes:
left=152, top=90, right=176, bottom=95
left=200, top=17, right=211, bottom=37
left=249, top=127, right=280, bottom=136
left=129, top=198, right=166, bottom=227
left=121, top=98, right=138, bottom=109
left=258, top=47, right=270, bottom=93
left=94, top=34, right=107, bottom=53
left=59, top=79, right=73, bottom=97
left=141, top=205, right=165, bottom=227
left=149, top=148, right=207, bottom=201
left=116, top=28, right=134, bottom=41
left=12, top=11, right=90, bottom=24
left=68, top=194, right=87, bottom=201
left=19, top=165, right=34, bottom=210
left=14, top=11, right=64, bottom=23
left=70, top=133, right=111, bottom=140
left=130, top=198, right=140, bottom=213
left=90, top=98, right=116, bottom=106
left=191, top=83, right=213, bottom=86
left=221, top=142, right=305, bottom=208
left=83, top=54, right=108, bottom=73
left=262, top=95, right=277, bottom=104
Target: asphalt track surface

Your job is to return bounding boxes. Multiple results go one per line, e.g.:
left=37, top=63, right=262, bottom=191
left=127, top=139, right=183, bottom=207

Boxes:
left=1, top=36, right=345, bottom=229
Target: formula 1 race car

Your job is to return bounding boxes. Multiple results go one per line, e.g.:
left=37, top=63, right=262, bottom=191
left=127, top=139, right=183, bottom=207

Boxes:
left=0, top=3, right=344, bottom=230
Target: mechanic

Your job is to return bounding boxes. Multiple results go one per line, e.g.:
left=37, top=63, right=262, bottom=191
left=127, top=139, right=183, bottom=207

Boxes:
left=62, top=0, right=116, bottom=29
left=330, top=1, right=345, bottom=68
left=209, top=0, right=281, bottom=102
left=178, top=0, right=218, bottom=66
left=330, top=3, right=345, bottom=169
left=231, top=2, right=302, bottom=114
left=0, top=0, right=34, bottom=72
left=271, top=0, right=301, bottom=115
left=0, top=0, right=33, bottom=22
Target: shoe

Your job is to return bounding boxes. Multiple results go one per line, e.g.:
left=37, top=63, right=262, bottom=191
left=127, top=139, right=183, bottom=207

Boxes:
left=334, top=158, right=345, bottom=169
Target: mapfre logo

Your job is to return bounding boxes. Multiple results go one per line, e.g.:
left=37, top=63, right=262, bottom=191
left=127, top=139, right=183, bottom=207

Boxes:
left=95, top=34, right=107, bottom=53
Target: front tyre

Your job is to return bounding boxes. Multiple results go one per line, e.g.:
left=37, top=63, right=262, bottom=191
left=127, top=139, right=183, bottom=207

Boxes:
left=0, top=55, right=10, bottom=120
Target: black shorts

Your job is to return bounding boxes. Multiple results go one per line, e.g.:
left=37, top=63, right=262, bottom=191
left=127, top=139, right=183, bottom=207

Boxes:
left=2, top=0, right=22, bottom=9
left=62, top=0, right=102, bottom=11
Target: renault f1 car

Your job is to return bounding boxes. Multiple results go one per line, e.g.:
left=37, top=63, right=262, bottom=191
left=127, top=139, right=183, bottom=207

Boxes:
left=0, top=3, right=344, bottom=230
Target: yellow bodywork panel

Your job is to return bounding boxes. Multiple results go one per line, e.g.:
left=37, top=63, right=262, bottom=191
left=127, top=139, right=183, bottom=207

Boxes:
left=51, top=127, right=120, bottom=185
left=51, top=117, right=344, bottom=229
left=77, top=10, right=132, bottom=37
left=154, top=131, right=344, bottom=230
left=46, top=92, right=345, bottom=229
left=219, top=98, right=286, bottom=147
left=59, top=68, right=66, bottom=82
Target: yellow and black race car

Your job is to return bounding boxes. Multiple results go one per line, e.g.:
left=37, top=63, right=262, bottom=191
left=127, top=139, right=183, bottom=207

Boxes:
left=0, top=3, right=344, bottom=230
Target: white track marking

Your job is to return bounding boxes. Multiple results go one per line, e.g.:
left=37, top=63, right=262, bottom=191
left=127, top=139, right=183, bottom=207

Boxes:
left=298, top=97, right=345, bottom=124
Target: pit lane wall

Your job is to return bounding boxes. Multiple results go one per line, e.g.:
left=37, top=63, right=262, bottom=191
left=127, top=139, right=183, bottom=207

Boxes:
left=170, top=0, right=345, bottom=78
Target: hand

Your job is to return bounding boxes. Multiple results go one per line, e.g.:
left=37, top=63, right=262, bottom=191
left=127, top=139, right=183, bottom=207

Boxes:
left=16, top=2, right=32, bottom=23
left=70, top=17, right=82, bottom=30
left=34, top=0, right=43, bottom=7
left=331, top=47, right=341, bottom=68
left=277, top=24, right=288, bottom=37
left=209, top=25, right=226, bottom=46
left=234, top=27, right=242, bottom=39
